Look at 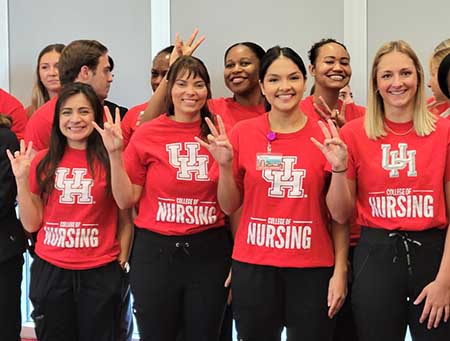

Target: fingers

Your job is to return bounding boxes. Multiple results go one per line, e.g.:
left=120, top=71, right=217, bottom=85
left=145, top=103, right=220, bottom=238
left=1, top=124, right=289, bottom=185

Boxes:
left=216, top=115, right=227, bottom=136
left=6, top=148, right=14, bottom=162
left=318, top=96, right=333, bottom=114
left=92, top=121, right=103, bottom=135
left=114, top=107, right=121, bottom=125
left=317, top=120, right=332, bottom=139
left=194, top=136, right=210, bottom=149
left=433, top=307, right=443, bottom=329
left=103, top=105, right=113, bottom=124
left=445, top=305, right=450, bottom=323
left=310, top=137, right=324, bottom=150
left=420, top=300, right=432, bottom=324
left=185, top=28, right=199, bottom=46
left=190, top=35, right=205, bottom=54
left=25, top=141, right=34, bottom=159
left=224, top=269, right=232, bottom=288
left=205, top=117, right=219, bottom=137
left=313, top=103, right=330, bottom=120
left=327, top=119, right=340, bottom=138
left=20, top=139, right=26, bottom=154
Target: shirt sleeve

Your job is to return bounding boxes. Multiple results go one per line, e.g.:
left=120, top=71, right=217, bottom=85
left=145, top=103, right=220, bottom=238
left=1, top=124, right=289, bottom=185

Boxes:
left=123, top=135, right=148, bottom=187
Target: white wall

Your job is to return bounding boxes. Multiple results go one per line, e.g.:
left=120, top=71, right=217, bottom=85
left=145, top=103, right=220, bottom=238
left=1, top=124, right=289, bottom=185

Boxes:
left=368, top=0, right=450, bottom=97
left=8, top=0, right=152, bottom=108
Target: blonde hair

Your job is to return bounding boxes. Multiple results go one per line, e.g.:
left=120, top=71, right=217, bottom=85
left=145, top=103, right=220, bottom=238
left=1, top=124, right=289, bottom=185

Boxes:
left=429, top=39, right=450, bottom=72
left=0, top=114, right=12, bottom=128
left=365, top=40, right=436, bottom=139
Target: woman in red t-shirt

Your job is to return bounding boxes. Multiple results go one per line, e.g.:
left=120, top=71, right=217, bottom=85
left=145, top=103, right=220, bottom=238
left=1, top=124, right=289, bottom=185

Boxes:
left=97, top=56, right=231, bottom=341
left=336, top=40, right=450, bottom=340
left=199, top=46, right=349, bottom=341
left=8, top=82, right=130, bottom=340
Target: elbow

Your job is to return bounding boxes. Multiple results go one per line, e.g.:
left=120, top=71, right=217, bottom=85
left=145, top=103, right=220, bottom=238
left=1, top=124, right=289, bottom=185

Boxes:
left=330, top=212, right=349, bottom=225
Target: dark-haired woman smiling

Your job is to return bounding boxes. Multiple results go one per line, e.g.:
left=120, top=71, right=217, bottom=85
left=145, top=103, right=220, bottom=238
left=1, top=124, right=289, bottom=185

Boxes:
left=8, top=82, right=129, bottom=340
left=200, top=46, right=349, bottom=341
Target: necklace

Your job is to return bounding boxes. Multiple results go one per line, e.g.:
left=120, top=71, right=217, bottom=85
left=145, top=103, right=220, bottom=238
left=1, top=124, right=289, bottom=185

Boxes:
left=384, top=122, right=414, bottom=136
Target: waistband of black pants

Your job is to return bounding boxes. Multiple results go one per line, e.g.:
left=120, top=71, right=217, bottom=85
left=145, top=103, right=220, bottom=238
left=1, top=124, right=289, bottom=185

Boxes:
left=359, top=226, right=447, bottom=244
left=134, top=225, right=227, bottom=246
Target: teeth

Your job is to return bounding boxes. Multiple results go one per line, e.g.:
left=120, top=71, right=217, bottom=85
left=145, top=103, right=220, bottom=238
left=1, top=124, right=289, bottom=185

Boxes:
left=277, top=94, right=293, bottom=100
left=389, top=90, right=406, bottom=95
left=329, top=75, right=344, bottom=80
left=231, top=77, right=245, bottom=84
left=182, top=99, right=197, bottom=105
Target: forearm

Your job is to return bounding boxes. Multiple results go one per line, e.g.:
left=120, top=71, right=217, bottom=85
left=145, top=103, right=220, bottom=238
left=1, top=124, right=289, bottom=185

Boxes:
left=326, top=173, right=354, bottom=224
left=435, top=227, right=450, bottom=285
left=109, top=152, right=138, bottom=209
left=330, top=220, right=349, bottom=276
left=16, top=179, right=43, bottom=232
left=117, top=208, right=134, bottom=263
left=140, top=77, right=168, bottom=123
left=218, top=164, right=242, bottom=215
left=228, top=206, right=242, bottom=238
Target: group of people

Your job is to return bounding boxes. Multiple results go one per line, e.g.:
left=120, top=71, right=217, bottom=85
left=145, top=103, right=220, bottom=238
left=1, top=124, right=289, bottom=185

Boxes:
left=1, top=28, right=450, bottom=341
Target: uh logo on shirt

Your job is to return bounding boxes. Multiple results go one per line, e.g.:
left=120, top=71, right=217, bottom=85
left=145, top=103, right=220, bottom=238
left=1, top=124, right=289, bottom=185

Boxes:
left=381, top=143, right=417, bottom=178
left=167, top=142, right=209, bottom=181
left=54, top=168, right=94, bottom=204
left=262, top=156, right=306, bottom=198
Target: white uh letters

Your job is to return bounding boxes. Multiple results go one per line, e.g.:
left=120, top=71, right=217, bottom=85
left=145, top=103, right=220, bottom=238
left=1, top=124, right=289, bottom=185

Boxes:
left=381, top=143, right=417, bottom=178
left=262, top=157, right=306, bottom=198
left=54, top=168, right=94, bottom=204
left=167, top=142, right=209, bottom=181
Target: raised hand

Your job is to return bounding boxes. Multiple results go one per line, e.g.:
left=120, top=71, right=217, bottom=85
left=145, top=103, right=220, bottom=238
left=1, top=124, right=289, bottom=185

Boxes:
left=314, top=95, right=346, bottom=128
left=93, top=106, right=123, bottom=154
left=169, top=28, right=206, bottom=66
left=195, top=115, right=233, bottom=167
left=311, top=119, right=348, bottom=172
left=6, top=140, right=33, bottom=181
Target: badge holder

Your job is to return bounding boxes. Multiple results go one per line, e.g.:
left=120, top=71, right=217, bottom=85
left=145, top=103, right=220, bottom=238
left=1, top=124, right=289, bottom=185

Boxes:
left=256, top=131, right=283, bottom=171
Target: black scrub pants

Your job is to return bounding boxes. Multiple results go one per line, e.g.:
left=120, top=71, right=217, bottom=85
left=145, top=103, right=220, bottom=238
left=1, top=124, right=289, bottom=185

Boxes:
left=352, top=227, right=450, bottom=341
left=130, top=226, right=231, bottom=341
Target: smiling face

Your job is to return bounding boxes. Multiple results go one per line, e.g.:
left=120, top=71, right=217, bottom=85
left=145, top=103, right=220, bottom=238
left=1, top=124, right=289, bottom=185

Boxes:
left=39, top=50, right=61, bottom=96
left=171, top=69, right=208, bottom=121
left=310, top=42, right=351, bottom=91
left=59, top=93, right=95, bottom=149
left=376, top=51, right=418, bottom=115
left=224, top=44, right=260, bottom=96
left=260, top=56, right=306, bottom=114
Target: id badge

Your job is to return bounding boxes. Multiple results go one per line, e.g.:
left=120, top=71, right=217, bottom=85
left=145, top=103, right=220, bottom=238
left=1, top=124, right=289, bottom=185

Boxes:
left=256, top=153, right=283, bottom=171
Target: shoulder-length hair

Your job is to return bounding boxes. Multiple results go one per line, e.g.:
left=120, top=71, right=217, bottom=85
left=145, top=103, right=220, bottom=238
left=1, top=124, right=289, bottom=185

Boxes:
left=28, top=43, right=65, bottom=116
left=36, top=82, right=111, bottom=194
left=165, top=56, right=214, bottom=139
left=365, top=40, right=436, bottom=139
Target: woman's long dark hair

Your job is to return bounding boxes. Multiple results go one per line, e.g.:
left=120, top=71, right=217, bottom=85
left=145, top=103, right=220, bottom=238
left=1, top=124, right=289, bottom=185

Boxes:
left=165, top=56, right=214, bottom=139
left=36, top=82, right=111, bottom=194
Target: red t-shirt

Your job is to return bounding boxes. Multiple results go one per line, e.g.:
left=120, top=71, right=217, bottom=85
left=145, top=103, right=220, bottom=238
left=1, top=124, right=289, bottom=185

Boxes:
left=341, top=117, right=450, bottom=231
left=29, top=147, right=120, bottom=269
left=300, top=95, right=364, bottom=245
left=229, top=114, right=334, bottom=268
left=121, top=102, right=147, bottom=148
left=124, top=114, right=225, bottom=236
left=25, top=97, right=57, bottom=151
left=300, top=95, right=365, bottom=123
left=427, top=97, right=450, bottom=118
left=208, top=97, right=265, bottom=128
left=0, top=88, right=28, bottom=140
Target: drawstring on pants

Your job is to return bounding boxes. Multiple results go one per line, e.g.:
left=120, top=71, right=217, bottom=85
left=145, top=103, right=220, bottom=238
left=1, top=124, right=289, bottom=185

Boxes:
left=175, top=242, right=191, bottom=256
left=388, top=232, right=422, bottom=275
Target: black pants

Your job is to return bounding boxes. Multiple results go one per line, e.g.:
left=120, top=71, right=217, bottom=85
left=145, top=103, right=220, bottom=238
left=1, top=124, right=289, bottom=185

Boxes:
left=29, top=256, right=123, bottom=341
left=0, top=254, right=23, bottom=341
left=333, top=246, right=358, bottom=341
left=130, top=227, right=232, bottom=341
left=232, top=260, right=335, bottom=341
left=352, top=227, right=450, bottom=341
left=118, top=277, right=133, bottom=341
